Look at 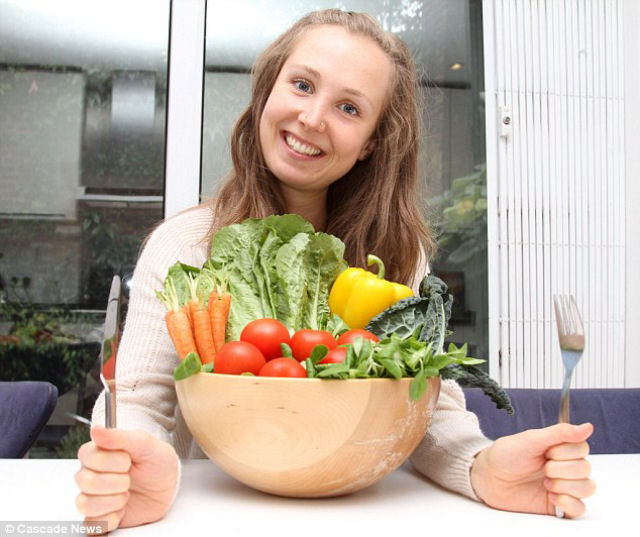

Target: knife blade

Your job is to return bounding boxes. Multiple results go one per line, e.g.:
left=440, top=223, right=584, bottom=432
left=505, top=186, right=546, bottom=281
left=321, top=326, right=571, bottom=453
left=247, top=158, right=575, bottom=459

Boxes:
left=100, top=275, right=121, bottom=428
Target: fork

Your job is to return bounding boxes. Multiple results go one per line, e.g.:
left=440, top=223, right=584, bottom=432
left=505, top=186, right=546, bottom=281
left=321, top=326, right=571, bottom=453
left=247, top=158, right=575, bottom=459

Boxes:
left=552, top=294, right=585, bottom=517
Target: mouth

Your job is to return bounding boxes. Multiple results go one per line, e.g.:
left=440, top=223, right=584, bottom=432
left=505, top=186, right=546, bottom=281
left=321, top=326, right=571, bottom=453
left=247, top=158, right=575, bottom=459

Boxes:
left=282, top=132, right=324, bottom=157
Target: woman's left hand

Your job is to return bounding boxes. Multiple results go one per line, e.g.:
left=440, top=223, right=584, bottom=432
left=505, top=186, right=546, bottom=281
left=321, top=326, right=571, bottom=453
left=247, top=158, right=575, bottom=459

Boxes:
left=470, top=422, right=597, bottom=518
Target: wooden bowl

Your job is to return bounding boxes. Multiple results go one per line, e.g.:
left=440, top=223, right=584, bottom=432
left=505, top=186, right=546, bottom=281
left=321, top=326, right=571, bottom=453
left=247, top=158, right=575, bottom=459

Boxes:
left=175, top=373, right=441, bottom=498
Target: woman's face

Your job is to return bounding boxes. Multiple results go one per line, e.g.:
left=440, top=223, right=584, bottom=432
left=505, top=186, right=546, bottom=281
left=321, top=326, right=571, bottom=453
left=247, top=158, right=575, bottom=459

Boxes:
left=259, top=25, right=393, bottom=196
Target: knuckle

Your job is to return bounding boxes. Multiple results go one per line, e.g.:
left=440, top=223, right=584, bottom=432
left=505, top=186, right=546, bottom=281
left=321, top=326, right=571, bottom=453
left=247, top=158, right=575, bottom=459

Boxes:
left=78, top=470, right=97, bottom=492
left=569, top=502, right=586, bottom=519
left=75, top=493, right=89, bottom=514
left=543, top=460, right=556, bottom=477
left=75, top=468, right=88, bottom=489
left=76, top=441, right=93, bottom=460
left=580, top=441, right=591, bottom=457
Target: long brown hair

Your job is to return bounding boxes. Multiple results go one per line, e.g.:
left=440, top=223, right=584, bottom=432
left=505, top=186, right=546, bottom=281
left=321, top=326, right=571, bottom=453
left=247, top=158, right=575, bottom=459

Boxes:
left=207, top=9, right=436, bottom=285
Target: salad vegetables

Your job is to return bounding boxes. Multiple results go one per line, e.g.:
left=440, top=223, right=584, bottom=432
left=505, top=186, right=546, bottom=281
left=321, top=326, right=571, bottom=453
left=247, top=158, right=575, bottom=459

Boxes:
left=161, top=215, right=513, bottom=412
left=328, top=254, right=413, bottom=329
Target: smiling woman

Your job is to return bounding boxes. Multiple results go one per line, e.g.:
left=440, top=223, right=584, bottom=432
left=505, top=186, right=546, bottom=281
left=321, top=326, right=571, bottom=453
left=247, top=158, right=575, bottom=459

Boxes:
left=201, top=0, right=490, bottom=361
left=258, top=25, right=393, bottom=214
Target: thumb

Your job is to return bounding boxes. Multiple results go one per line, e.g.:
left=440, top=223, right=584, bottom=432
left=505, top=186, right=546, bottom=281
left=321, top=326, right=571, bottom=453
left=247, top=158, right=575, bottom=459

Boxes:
left=90, top=426, right=157, bottom=462
left=523, top=422, right=594, bottom=451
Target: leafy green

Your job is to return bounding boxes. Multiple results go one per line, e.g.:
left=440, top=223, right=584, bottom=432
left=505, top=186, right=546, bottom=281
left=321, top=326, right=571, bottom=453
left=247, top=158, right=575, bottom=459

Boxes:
left=308, top=334, right=481, bottom=400
left=208, top=215, right=345, bottom=341
left=174, top=352, right=202, bottom=381
left=441, top=363, right=514, bottom=413
left=366, top=274, right=453, bottom=353
left=366, top=274, right=513, bottom=413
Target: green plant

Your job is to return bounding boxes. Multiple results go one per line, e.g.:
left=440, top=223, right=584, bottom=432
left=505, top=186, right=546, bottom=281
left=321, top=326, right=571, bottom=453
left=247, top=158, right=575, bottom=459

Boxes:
left=81, top=209, right=139, bottom=306
left=0, top=263, right=100, bottom=396
left=431, top=164, right=487, bottom=265
left=55, top=426, right=91, bottom=459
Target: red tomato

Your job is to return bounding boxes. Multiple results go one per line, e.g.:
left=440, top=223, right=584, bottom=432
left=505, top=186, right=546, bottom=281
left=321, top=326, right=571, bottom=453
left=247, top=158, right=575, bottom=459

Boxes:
left=214, top=341, right=266, bottom=375
left=336, top=329, right=379, bottom=345
left=240, top=318, right=291, bottom=361
left=318, top=346, right=347, bottom=364
left=258, top=357, right=306, bottom=378
left=290, top=329, right=337, bottom=361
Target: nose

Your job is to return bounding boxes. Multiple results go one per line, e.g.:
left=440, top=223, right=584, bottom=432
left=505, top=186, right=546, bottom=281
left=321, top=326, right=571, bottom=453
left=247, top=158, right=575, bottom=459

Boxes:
left=298, top=104, right=327, bottom=133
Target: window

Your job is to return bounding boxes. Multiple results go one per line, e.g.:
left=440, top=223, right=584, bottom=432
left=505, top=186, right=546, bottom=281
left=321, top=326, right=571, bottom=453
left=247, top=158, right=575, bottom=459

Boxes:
left=201, top=0, right=488, bottom=360
left=0, top=0, right=170, bottom=456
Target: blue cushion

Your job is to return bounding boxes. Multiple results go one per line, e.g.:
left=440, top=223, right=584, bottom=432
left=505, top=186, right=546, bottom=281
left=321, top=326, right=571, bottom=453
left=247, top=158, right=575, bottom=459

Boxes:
left=464, top=388, right=640, bottom=454
left=0, top=381, right=58, bottom=458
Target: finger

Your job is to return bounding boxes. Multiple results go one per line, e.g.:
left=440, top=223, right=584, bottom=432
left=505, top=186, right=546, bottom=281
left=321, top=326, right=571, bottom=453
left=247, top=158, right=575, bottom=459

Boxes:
left=546, top=440, right=590, bottom=461
left=544, top=458, right=592, bottom=480
left=76, top=491, right=129, bottom=518
left=78, top=442, right=131, bottom=473
left=545, top=477, right=597, bottom=499
left=83, top=507, right=125, bottom=535
left=75, top=467, right=131, bottom=495
left=90, top=426, right=155, bottom=461
left=548, top=492, right=587, bottom=519
left=521, top=422, right=594, bottom=453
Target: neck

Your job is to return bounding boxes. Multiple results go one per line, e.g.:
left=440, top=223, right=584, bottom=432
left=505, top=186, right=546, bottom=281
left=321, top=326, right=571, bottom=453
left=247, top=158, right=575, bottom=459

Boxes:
left=281, top=187, right=328, bottom=232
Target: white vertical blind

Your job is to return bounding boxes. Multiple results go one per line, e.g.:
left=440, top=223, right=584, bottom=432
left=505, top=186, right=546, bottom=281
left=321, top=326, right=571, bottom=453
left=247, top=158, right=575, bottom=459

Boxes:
left=483, top=0, right=626, bottom=388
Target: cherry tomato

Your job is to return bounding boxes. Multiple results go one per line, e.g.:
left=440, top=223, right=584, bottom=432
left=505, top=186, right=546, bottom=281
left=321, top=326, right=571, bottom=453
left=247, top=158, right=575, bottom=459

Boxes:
left=240, top=318, right=291, bottom=361
left=290, top=329, right=337, bottom=361
left=336, top=329, right=379, bottom=345
left=258, top=357, right=306, bottom=378
left=214, top=341, right=266, bottom=375
left=318, top=346, right=348, bottom=364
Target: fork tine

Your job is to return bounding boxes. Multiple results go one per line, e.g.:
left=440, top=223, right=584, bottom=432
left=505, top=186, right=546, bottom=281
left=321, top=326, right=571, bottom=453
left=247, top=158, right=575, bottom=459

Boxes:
left=567, top=295, right=584, bottom=335
left=553, top=295, right=564, bottom=336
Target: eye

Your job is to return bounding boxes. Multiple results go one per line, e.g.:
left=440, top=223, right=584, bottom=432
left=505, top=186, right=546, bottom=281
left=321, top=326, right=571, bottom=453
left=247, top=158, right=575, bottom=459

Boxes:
left=293, top=79, right=313, bottom=93
left=339, top=102, right=359, bottom=116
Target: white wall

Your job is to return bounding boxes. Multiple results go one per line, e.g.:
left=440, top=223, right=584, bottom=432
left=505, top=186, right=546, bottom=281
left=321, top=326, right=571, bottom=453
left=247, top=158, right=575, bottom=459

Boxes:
left=624, top=0, right=640, bottom=387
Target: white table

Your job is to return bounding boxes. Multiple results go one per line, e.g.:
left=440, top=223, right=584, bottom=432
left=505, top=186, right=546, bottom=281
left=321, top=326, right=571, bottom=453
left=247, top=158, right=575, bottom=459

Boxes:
left=0, top=454, right=636, bottom=536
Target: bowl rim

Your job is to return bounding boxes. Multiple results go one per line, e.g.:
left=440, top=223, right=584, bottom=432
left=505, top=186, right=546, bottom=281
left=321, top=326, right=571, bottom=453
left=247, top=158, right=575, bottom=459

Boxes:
left=176, top=371, right=441, bottom=387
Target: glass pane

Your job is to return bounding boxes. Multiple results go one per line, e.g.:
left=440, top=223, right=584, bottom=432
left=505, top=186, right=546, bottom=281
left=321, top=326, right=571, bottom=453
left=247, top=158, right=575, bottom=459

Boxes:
left=0, top=0, right=170, bottom=457
left=202, top=1, right=488, bottom=361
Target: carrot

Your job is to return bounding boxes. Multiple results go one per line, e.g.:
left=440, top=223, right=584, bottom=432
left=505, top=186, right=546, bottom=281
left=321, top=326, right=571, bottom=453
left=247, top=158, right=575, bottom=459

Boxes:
left=156, top=281, right=198, bottom=361
left=168, top=307, right=198, bottom=360
left=192, top=307, right=216, bottom=364
left=187, top=274, right=216, bottom=365
left=209, top=290, right=231, bottom=351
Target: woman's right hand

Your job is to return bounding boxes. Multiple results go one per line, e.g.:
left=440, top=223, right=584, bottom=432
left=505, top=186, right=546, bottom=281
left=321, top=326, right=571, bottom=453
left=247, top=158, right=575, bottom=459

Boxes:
left=75, top=426, right=180, bottom=533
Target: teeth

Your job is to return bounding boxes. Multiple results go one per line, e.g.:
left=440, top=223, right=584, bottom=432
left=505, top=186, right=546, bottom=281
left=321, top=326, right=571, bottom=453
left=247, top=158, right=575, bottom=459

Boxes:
left=285, top=134, right=322, bottom=156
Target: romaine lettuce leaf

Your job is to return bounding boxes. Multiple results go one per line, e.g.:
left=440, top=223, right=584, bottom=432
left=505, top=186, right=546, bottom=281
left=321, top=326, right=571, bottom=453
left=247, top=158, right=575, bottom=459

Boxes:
left=208, top=214, right=345, bottom=341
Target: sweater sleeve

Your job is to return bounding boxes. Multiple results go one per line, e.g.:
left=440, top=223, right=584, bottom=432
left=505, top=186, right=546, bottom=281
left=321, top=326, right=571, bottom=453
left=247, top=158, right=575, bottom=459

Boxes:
left=91, top=207, right=212, bottom=447
left=409, top=379, right=493, bottom=500
left=407, top=248, right=493, bottom=500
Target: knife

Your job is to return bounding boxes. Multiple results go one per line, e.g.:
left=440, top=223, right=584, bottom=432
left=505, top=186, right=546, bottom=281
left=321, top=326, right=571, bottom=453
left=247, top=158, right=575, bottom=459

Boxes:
left=100, top=275, right=121, bottom=428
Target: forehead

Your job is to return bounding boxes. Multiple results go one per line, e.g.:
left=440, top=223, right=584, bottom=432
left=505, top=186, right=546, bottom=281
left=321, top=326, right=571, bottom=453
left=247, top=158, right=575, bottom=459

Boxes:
left=284, top=25, right=393, bottom=106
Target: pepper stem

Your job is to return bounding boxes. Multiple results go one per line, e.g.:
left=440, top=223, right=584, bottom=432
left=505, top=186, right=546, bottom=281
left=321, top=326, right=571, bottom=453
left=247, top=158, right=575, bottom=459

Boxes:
left=366, top=254, right=385, bottom=279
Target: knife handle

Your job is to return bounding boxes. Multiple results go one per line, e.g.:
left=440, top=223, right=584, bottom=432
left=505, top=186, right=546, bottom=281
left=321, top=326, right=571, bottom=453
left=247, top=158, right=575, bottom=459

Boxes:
left=104, top=389, right=117, bottom=428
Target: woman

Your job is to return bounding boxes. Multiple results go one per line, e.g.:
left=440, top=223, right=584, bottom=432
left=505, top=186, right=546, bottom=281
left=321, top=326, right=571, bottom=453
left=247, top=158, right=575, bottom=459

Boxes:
left=75, top=10, right=595, bottom=532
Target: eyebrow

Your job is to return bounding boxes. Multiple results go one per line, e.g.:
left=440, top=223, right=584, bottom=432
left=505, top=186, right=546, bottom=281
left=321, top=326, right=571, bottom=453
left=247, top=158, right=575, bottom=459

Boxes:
left=287, top=64, right=375, bottom=110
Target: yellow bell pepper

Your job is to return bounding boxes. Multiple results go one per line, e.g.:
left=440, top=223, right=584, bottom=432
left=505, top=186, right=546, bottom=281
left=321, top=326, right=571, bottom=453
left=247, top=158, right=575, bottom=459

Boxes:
left=328, top=254, right=414, bottom=329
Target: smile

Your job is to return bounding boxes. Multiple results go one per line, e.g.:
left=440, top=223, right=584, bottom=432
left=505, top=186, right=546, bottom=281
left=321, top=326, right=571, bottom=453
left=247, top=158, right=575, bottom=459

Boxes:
left=284, top=133, right=323, bottom=157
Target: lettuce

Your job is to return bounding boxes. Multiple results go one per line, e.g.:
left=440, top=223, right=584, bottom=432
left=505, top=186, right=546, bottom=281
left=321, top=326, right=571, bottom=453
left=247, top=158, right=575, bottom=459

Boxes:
left=208, top=214, right=346, bottom=341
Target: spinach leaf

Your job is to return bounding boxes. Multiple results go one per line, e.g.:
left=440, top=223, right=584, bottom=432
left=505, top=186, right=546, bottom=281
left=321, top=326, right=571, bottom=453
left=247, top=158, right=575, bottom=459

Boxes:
left=173, top=352, right=202, bottom=381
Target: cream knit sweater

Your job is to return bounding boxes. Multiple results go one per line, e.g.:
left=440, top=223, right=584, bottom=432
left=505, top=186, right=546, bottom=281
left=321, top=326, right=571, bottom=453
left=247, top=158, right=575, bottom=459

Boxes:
left=91, top=205, right=492, bottom=501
